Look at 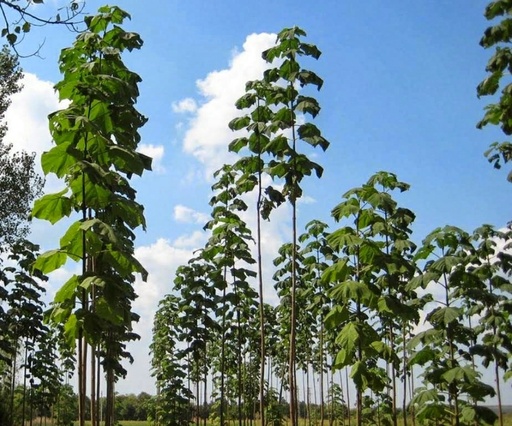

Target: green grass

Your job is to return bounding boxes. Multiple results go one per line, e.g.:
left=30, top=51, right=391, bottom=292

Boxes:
left=72, top=414, right=512, bottom=426
left=73, top=422, right=149, bottom=426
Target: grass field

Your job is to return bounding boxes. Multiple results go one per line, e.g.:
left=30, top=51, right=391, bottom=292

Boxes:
left=72, top=416, right=512, bottom=426
left=73, top=422, right=149, bottom=426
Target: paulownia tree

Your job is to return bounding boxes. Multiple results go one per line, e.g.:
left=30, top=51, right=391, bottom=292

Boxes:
left=31, top=6, right=151, bottom=426
left=229, top=27, right=329, bottom=426
left=323, top=172, right=420, bottom=426
left=408, top=226, right=497, bottom=426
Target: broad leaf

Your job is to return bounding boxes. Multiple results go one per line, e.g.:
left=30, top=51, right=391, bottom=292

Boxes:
left=32, top=190, right=72, bottom=224
left=55, top=275, right=79, bottom=303
left=34, top=249, right=68, bottom=274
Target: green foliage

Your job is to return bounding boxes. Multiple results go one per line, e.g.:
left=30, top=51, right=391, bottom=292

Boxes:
left=150, top=295, right=193, bottom=426
left=477, top=0, right=512, bottom=181
left=0, top=46, right=43, bottom=249
left=0, top=240, right=75, bottom=426
left=408, top=225, right=505, bottom=425
left=32, top=5, right=150, bottom=354
left=323, top=171, right=420, bottom=425
left=54, top=384, right=77, bottom=426
left=26, top=8, right=151, bottom=426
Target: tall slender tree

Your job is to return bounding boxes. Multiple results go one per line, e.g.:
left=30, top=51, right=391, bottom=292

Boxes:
left=323, top=172, right=420, bottom=426
left=229, top=27, right=329, bottom=425
left=409, top=226, right=497, bottom=426
left=31, top=7, right=151, bottom=426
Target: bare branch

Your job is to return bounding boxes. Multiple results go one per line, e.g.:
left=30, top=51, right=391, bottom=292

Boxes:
left=0, top=0, right=86, bottom=56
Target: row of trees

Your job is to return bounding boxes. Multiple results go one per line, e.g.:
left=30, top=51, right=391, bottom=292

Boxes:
left=151, top=171, right=512, bottom=426
left=0, top=43, right=67, bottom=426
left=0, top=1, right=511, bottom=426
left=150, top=8, right=512, bottom=426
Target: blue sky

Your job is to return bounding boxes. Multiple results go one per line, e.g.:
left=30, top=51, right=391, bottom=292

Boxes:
left=4, top=0, right=511, bottom=398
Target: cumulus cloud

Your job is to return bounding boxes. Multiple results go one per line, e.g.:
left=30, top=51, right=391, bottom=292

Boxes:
left=139, top=143, right=165, bottom=173
left=181, top=32, right=276, bottom=178
left=173, top=230, right=207, bottom=249
left=4, top=73, right=59, bottom=156
left=3, top=72, right=63, bottom=192
left=172, top=97, right=198, bottom=114
left=173, top=204, right=210, bottom=224
left=124, top=237, right=199, bottom=394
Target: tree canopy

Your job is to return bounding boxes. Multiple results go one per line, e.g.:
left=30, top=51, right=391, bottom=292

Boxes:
left=0, top=46, right=43, bottom=250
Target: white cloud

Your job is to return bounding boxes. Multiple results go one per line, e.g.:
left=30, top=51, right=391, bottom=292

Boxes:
left=138, top=143, right=165, bottom=173
left=173, top=204, right=209, bottom=224
left=172, top=97, right=198, bottom=114
left=4, top=72, right=59, bottom=157
left=182, top=32, right=276, bottom=179
left=121, top=237, right=198, bottom=394
left=298, top=195, right=316, bottom=205
left=3, top=72, right=64, bottom=193
left=173, top=230, right=207, bottom=249
left=133, top=238, right=193, bottom=314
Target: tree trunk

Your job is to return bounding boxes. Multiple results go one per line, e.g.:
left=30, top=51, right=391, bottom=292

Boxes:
left=105, top=330, right=115, bottom=426
left=90, top=343, right=96, bottom=426
left=22, top=345, right=28, bottom=426
left=389, top=327, right=397, bottom=426
left=320, top=325, right=325, bottom=426
left=495, top=357, right=504, bottom=426
left=402, top=322, right=408, bottom=426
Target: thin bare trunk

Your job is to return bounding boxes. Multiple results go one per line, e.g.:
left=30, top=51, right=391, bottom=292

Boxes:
left=90, top=328, right=96, bottom=426
left=389, top=327, right=397, bottom=426
left=495, top=357, right=504, bottom=426
left=409, top=365, right=415, bottom=426
left=320, top=325, right=325, bottom=426
left=22, top=345, right=27, bottom=426
left=196, top=379, right=200, bottom=426
left=345, top=368, right=351, bottom=426
left=402, top=322, right=408, bottom=426
left=253, top=99, right=266, bottom=426
left=203, top=367, right=207, bottom=426
left=289, top=115, right=298, bottom=426
left=328, top=368, right=334, bottom=426
left=10, top=342, right=17, bottom=426
left=96, top=352, right=101, bottom=426
left=220, top=279, right=227, bottom=426
left=104, top=330, right=115, bottom=426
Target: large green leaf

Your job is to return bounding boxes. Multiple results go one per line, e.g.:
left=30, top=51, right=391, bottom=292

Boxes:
left=429, top=306, right=461, bottom=326
left=59, top=221, right=85, bottom=260
left=33, top=249, right=68, bottom=274
left=64, top=313, right=78, bottom=347
left=321, top=258, right=349, bottom=284
left=335, top=322, right=359, bottom=358
left=80, top=218, right=118, bottom=244
left=441, top=366, right=477, bottom=384
left=95, top=296, right=124, bottom=325
left=330, top=280, right=374, bottom=305
left=408, top=347, right=437, bottom=366
left=55, top=275, right=79, bottom=303
left=324, top=305, right=349, bottom=330
left=350, top=361, right=368, bottom=391
left=41, top=142, right=78, bottom=177
left=32, top=189, right=72, bottom=224
left=333, top=349, right=349, bottom=368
